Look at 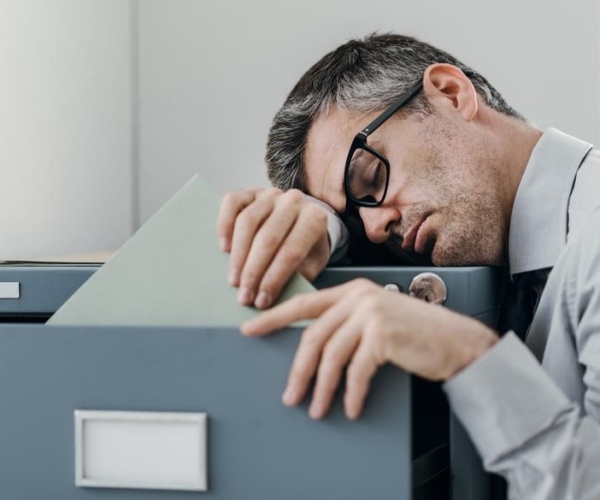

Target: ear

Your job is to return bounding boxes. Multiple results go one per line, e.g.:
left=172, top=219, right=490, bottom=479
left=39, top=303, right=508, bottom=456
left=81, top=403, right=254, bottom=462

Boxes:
left=422, top=64, right=478, bottom=121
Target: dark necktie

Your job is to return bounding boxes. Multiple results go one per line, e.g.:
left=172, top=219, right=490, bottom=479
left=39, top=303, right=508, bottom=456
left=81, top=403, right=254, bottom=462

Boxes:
left=497, top=269, right=551, bottom=340
left=492, top=268, right=550, bottom=500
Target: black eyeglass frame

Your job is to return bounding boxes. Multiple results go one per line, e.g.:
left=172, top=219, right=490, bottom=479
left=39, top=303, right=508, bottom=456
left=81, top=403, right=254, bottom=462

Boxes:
left=342, top=69, right=475, bottom=215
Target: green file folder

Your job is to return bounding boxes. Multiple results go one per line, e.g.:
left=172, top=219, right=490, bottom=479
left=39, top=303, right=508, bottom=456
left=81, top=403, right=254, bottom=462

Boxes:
left=49, top=176, right=315, bottom=326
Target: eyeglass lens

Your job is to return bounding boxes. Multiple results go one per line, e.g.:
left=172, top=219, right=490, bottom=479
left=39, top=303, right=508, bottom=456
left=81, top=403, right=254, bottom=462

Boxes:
left=346, top=147, right=387, bottom=204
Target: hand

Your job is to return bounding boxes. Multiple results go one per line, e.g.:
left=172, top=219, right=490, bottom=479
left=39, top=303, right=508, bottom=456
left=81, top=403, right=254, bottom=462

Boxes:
left=241, top=279, right=498, bottom=420
left=217, top=188, right=330, bottom=309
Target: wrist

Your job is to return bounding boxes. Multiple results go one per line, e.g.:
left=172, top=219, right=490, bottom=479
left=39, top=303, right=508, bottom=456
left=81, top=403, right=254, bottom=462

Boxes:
left=444, top=317, right=498, bottom=380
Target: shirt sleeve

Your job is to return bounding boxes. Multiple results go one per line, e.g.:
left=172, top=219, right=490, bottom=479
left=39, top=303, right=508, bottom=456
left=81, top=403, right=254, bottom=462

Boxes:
left=304, top=195, right=349, bottom=262
left=444, top=333, right=600, bottom=499
left=444, top=209, right=600, bottom=499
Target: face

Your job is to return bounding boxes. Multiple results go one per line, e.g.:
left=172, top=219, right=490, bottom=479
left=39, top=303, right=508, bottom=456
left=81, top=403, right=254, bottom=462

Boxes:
left=304, top=104, right=508, bottom=266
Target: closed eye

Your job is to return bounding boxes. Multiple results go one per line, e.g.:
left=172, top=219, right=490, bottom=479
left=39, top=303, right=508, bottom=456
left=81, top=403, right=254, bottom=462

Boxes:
left=358, top=159, right=385, bottom=202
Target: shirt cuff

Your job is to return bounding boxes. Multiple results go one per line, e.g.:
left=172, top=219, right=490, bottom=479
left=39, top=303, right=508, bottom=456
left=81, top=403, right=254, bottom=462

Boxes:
left=443, top=332, right=574, bottom=462
left=304, top=195, right=349, bottom=261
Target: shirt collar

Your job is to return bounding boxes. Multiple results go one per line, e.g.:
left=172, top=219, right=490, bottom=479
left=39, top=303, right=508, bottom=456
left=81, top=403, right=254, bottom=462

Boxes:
left=508, top=128, right=593, bottom=276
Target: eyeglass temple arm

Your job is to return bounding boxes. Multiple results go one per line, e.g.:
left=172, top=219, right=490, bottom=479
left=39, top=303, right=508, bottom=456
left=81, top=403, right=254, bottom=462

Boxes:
left=362, top=80, right=423, bottom=135
left=361, top=67, right=476, bottom=136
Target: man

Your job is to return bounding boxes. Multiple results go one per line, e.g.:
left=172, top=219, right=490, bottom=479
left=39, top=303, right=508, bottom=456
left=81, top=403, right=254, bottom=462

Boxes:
left=217, top=34, right=600, bottom=498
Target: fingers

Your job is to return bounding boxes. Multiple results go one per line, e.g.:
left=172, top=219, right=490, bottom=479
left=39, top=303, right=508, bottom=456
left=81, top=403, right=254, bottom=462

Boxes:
left=217, top=189, right=261, bottom=253
left=228, top=190, right=280, bottom=290
left=243, top=276, right=386, bottom=421
left=252, top=203, right=328, bottom=307
left=245, top=280, right=379, bottom=421
left=238, top=192, right=322, bottom=308
left=219, top=188, right=330, bottom=308
left=283, top=289, right=362, bottom=405
left=217, top=189, right=329, bottom=309
left=344, top=335, right=380, bottom=420
left=307, top=316, right=362, bottom=419
left=241, top=283, right=351, bottom=336
left=305, top=290, right=381, bottom=420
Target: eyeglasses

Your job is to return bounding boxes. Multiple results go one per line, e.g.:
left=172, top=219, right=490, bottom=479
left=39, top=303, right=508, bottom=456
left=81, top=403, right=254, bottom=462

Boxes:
left=343, top=78, right=423, bottom=216
left=342, top=70, right=475, bottom=216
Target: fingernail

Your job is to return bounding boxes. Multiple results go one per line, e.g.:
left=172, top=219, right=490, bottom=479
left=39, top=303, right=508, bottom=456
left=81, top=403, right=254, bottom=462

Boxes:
left=229, top=268, right=240, bottom=286
left=241, top=316, right=261, bottom=333
left=238, top=287, right=254, bottom=305
left=255, top=291, right=271, bottom=309
left=282, top=386, right=297, bottom=405
left=309, top=401, right=323, bottom=419
left=345, top=399, right=360, bottom=420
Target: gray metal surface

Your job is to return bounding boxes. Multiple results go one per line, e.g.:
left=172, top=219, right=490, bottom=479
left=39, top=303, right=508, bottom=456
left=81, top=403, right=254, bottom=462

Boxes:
left=0, top=265, right=96, bottom=318
left=316, top=266, right=505, bottom=500
left=0, top=325, right=414, bottom=499
left=314, top=266, right=503, bottom=320
left=0, top=264, right=504, bottom=321
left=0, top=264, right=505, bottom=499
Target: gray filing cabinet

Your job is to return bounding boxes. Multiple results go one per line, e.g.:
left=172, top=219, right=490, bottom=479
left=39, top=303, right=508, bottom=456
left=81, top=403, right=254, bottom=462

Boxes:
left=0, top=264, right=505, bottom=499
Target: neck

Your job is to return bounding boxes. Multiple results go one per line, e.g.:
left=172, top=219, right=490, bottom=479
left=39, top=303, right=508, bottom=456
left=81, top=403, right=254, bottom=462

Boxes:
left=500, top=119, right=542, bottom=197
left=490, top=113, right=542, bottom=258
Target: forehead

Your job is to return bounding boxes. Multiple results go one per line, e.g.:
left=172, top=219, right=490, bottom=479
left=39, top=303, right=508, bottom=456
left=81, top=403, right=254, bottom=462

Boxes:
left=304, top=105, right=375, bottom=212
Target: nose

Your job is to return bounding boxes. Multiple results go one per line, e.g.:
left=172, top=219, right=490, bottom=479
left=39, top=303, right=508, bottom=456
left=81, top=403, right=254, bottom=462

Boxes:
left=358, top=206, right=400, bottom=244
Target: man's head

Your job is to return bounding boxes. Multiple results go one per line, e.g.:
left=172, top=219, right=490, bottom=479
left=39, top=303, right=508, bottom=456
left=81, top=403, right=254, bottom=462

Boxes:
left=266, top=33, right=533, bottom=266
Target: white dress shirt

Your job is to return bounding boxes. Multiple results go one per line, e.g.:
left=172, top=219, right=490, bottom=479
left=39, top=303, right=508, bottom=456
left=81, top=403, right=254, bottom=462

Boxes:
left=445, top=128, right=600, bottom=499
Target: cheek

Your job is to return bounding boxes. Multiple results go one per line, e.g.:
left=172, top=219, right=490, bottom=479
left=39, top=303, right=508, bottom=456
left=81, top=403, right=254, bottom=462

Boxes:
left=384, top=121, right=484, bottom=207
left=385, top=148, right=437, bottom=201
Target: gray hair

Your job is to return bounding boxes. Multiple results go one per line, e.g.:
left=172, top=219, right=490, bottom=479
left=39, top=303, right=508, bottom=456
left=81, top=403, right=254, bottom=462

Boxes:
left=266, top=33, right=525, bottom=191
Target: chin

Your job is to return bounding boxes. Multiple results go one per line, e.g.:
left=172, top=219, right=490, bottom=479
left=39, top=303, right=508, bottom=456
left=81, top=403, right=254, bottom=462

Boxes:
left=430, top=238, right=473, bottom=266
left=432, top=245, right=504, bottom=267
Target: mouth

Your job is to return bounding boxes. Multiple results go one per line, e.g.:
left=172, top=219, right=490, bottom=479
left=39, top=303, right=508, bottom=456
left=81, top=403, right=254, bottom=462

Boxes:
left=400, top=214, right=430, bottom=254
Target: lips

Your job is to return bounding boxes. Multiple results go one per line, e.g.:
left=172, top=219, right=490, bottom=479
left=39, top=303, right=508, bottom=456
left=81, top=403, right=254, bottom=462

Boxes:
left=401, top=215, right=429, bottom=254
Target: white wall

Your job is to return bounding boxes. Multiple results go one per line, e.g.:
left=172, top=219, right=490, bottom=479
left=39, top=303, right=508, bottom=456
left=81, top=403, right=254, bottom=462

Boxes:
left=0, top=0, right=132, bottom=259
left=137, top=0, right=600, bottom=224
left=2, top=1, right=598, bottom=257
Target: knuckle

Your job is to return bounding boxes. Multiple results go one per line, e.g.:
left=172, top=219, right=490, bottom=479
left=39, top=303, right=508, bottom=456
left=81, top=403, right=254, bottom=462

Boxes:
left=278, top=247, right=304, bottom=266
left=260, top=267, right=289, bottom=294
left=220, top=191, right=236, bottom=207
left=364, top=317, right=384, bottom=338
left=255, top=230, right=281, bottom=250
left=313, top=208, right=328, bottom=228
left=346, top=360, right=363, bottom=381
left=350, top=278, right=378, bottom=292
left=240, top=268, right=261, bottom=288
left=285, top=188, right=305, bottom=202
left=224, top=189, right=250, bottom=207
left=304, top=213, right=328, bottom=238
left=236, top=206, right=259, bottom=226
left=361, top=294, right=384, bottom=315
left=321, top=343, right=345, bottom=366
left=305, top=202, right=327, bottom=222
left=261, top=187, right=283, bottom=200
left=301, top=328, right=324, bottom=351
left=278, top=189, right=304, bottom=210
